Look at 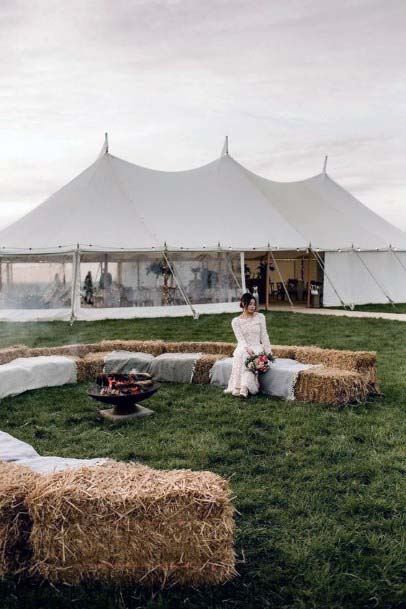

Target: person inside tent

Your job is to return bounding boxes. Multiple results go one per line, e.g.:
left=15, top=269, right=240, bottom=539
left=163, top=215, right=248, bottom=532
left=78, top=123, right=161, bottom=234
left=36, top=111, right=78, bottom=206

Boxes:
left=224, top=292, right=273, bottom=398
left=84, top=271, right=94, bottom=305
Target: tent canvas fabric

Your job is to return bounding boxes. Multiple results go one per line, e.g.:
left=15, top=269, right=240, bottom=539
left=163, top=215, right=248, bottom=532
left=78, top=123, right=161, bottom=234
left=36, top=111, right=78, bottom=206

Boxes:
left=323, top=251, right=406, bottom=307
left=1, top=146, right=406, bottom=316
left=1, top=151, right=405, bottom=252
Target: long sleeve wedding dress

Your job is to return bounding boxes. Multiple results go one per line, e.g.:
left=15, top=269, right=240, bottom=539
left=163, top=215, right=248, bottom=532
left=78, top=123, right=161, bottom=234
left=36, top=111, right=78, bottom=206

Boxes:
left=224, top=312, right=272, bottom=397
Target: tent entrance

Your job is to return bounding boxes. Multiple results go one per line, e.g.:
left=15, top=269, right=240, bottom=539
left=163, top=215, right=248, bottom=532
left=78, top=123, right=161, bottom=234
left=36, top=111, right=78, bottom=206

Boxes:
left=244, top=250, right=323, bottom=308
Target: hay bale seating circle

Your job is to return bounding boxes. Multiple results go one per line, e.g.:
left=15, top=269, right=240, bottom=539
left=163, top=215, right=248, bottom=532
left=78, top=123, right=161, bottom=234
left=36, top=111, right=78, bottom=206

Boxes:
left=0, top=339, right=379, bottom=406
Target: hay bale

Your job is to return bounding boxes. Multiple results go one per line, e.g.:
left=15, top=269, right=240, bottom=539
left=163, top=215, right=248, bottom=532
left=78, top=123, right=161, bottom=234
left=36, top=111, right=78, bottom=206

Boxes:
left=0, top=462, right=39, bottom=576
left=272, top=345, right=298, bottom=359
left=294, top=345, right=376, bottom=373
left=76, top=353, right=106, bottom=383
left=193, top=354, right=226, bottom=384
left=295, top=366, right=369, bottom=406
left=27, top=462, right=236, bottom=587
left=0, top=345, right=30, bottom=365
left=99, top=340, right=166, bottom=356
left=294, top=346, right=378, bottom=394
left=27, top=344, right=93, bottom=358
left=163, top=342, right=235, bottom=356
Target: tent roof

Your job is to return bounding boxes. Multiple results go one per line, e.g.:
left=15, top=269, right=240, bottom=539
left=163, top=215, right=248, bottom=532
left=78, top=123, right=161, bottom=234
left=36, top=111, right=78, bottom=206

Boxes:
left=1, top=149, right=405, bottom=252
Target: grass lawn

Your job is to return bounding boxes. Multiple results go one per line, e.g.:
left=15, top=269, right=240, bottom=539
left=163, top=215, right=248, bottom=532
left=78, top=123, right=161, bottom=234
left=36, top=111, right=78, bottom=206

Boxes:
left=0, top=312, right=405, bottom=609
left=326, top=303, right=406, bottom=314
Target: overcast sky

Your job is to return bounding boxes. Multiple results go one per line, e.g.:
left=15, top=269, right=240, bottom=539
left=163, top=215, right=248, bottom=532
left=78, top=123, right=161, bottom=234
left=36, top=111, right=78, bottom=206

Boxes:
left=1, top=0, right=405, bottom=231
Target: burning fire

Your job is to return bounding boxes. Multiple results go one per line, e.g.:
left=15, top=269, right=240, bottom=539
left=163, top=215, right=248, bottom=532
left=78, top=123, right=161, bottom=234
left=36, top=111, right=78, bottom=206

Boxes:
left=99, top=372, right=152, bottom=396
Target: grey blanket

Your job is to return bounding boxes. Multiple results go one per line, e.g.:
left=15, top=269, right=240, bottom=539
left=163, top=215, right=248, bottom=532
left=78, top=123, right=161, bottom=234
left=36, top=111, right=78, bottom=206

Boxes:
left=104, top=351, right=155, bottom=374
left=210, top=357, right=319, bottom=400
left=259, top=358, right=319, bottom=401
left=149, top=352, right=201, bottom=383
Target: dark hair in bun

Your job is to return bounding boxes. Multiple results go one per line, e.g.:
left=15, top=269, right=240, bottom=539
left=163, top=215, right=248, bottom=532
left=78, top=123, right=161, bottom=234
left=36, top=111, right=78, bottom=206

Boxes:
left=240, top=292, right=257, bottom=310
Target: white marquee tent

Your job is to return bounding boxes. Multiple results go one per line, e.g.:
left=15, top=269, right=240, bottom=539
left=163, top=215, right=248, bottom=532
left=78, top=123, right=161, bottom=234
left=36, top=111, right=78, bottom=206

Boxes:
left=1, top=138, right=405, bottom=321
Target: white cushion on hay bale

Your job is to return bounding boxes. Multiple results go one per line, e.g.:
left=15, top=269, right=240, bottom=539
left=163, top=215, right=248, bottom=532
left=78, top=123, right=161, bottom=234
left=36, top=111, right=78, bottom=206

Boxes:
left=0, top=430, right=39, bottom=462
left=14, top=455, right=109, bottom=475
left=0, top=356, right=77, bottom=400
left=210, top=357, right=318, bottom=400
left=210, top=357, right=234, bottom=387
left=0, top=430, right=109, bottom=473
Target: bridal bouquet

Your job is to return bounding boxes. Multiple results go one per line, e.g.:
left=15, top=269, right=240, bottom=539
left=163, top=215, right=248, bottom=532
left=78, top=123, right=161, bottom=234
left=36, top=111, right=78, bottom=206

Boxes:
left=245, top=352, right=275, bottom=374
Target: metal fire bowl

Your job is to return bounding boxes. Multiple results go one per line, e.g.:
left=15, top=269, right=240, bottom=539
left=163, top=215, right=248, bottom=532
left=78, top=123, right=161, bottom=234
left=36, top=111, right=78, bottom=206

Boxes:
left=87, top=382, right=160, bottom=407
left=87, top=381, right=160, bottom=422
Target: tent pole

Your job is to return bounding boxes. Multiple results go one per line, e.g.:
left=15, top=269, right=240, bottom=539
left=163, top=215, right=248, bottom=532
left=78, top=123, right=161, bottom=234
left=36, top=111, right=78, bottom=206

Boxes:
left=311, top=247, right=349, bottom=309
left=163, top=251, right=199, bottom=319
left=353, top=249, right=395, bottom=307
left=240, top=252, right=246, bottom=293
left=269, top=249, right=294, bottom=309
left=265, top=251, right=270, bottom=310
left=306, top=250, right=311, bottom=307
left=103, top=254, right=108, bottom=306
left=70, top=245, right=80, bottom=324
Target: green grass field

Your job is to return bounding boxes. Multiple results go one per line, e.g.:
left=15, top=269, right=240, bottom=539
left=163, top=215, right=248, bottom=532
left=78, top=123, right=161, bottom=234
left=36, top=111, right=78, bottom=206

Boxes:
left=326, top=303, right=406, bottom=314
left=0, top=312, right=405, bottom=609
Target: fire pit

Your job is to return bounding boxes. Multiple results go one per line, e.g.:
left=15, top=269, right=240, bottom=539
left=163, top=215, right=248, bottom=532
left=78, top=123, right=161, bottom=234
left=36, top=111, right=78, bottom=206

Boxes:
left=88, top=372, right=160, bottom=421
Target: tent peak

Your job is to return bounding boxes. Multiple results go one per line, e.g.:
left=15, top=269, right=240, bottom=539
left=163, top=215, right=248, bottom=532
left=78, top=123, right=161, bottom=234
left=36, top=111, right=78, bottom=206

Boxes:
left=97, top=133, right=109, bottom=159
left=221, top=136, right=229, bottom=157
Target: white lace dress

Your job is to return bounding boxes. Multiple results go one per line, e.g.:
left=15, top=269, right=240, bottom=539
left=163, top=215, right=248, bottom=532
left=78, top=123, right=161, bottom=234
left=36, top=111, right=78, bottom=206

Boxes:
left=224, top=312, right=273, bottom=397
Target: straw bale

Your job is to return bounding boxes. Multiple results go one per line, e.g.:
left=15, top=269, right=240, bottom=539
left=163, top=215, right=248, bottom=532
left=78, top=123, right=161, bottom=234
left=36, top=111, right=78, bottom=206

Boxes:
left=294, top=346, right=378, bottom=393
left=163, top=341, right=235, bottom=356
left=295, top=367, right=369, bottom=406
left=27, top=344, right=92, bottom=359
left=294, top=345, right=375, bottom=373
left=0, top=345, right=30, bottom=365
left=27, top=462, right=236, bottom=587
left=0, top=462, right=39, bottom=576
left=271, top=345, right=298, bottom=359
left=99, top=340, right=166, bottom=356
left=193, top=354, right=227, bottom=384
left=75, top=353, right=106, bottom=383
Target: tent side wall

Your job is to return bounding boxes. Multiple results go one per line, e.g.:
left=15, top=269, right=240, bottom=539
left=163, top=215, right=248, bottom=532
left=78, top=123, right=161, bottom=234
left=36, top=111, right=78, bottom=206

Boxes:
left=323, top=251, right=406, bottom=307
left=0, top=250, right=244, bottom=322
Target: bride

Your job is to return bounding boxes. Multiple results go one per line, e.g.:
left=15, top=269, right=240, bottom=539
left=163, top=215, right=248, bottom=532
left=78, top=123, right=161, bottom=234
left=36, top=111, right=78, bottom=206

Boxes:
left=224, top=292, right=273, bottom=398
